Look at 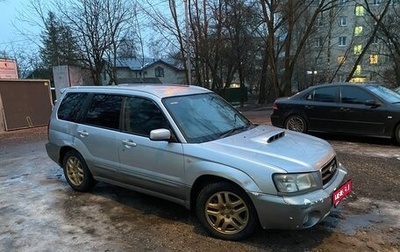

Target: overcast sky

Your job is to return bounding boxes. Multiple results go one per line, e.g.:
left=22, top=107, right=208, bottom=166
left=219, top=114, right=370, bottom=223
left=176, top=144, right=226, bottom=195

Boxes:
left=0, top=0, right=41, bottom=53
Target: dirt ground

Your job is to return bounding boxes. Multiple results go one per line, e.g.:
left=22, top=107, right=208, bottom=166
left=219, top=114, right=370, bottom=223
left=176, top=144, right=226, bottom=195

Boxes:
left=0, top=111, right=399, bottom=251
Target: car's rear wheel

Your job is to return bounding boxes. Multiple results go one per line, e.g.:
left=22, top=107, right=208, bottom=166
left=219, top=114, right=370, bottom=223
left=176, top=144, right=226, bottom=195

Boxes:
left=285, top=115, right=307, bottom=133
left=195, top=182, right=258, bottom=240
left=63, top=150, right=96, bottom=192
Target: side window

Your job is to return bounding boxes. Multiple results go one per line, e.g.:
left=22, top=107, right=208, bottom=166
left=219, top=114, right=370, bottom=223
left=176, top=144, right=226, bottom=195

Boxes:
left=311, top=86, right=337, bottom=102
left=123, top=97, right=168, bottom=136
left=84, top=94, right=122, bottom=130
left=341, top=86, right=374, bottom=104
left=57, top=92, right=88, bottom=122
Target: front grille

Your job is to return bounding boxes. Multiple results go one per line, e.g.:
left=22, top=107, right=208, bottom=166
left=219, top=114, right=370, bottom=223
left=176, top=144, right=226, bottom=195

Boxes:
left=320, top=158, right=338, bottom=186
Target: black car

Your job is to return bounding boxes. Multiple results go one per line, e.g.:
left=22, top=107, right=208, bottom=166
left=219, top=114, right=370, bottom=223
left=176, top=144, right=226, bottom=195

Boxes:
left=271, top=83, right=400, bottom=144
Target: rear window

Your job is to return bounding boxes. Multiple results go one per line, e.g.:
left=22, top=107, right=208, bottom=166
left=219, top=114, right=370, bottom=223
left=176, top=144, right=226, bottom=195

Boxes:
left=57, top=92, right=88, bottom=122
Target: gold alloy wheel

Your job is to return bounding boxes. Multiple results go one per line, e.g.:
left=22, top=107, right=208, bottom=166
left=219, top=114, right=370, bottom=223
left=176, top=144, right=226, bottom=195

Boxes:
left=65, top=156, right=84, bottom=186
left=204, top=191, right=249, bottom=235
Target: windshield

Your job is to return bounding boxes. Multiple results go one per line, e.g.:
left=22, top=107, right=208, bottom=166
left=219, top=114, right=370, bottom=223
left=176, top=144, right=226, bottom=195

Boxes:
left=163, top=93, right=251, bottom=143
left=365, top=85, right=400, bottom=103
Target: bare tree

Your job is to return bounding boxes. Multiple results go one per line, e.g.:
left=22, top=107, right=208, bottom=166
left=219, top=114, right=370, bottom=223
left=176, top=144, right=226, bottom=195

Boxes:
left=139, top=0, right=191, bottom=84
left=54, top=0, right=137, bottom=85
left=259, top=0, right=341, bottom=99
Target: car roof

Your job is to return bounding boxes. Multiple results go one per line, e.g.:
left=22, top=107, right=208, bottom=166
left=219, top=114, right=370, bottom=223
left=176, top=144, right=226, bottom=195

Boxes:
left=306, top=82, right=380, bottom=88
left=62, top=84, right=211, bottom=98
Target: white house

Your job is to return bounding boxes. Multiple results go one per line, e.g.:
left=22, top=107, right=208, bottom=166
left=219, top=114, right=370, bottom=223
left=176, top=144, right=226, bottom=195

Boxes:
left=102, top=57, right=186, bottom=85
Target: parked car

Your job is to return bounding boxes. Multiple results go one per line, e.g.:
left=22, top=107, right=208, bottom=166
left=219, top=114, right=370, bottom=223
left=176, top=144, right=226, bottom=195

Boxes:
left=271, top=82, right=400, bottom=144
left=46, top=84, right=350, bottom=240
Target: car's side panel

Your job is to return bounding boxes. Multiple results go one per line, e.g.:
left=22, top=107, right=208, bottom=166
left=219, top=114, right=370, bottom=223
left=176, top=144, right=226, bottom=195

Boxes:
left=337, top=86, right=389, bottom=136
left=74, top=124, right=121, bottom=179
left=302, top=101, right=342, bottom=132
left=117, top=132, right=186, bottom=200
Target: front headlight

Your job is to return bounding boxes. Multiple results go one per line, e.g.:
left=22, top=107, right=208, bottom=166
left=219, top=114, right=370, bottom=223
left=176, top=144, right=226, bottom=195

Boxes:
left=273, top=173, right=318, bottom=193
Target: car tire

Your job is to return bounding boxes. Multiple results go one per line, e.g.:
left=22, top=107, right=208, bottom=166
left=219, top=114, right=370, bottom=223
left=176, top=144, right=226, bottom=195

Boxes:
left=62, top=150, right=96, bottom=192
left=195, top=181, right=258, bottom=241
left=284, top=115, right=307, bottom=133
left=394, top=124, right=400, bottom=145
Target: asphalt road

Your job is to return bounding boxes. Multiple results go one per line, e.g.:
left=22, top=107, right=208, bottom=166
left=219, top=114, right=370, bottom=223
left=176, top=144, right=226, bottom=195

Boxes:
left=0, top=108, right=399, bottom=251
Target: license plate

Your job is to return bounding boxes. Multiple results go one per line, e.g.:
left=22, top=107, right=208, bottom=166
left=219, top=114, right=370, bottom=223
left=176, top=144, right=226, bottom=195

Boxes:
left=332, top=179, right=352, bottom=207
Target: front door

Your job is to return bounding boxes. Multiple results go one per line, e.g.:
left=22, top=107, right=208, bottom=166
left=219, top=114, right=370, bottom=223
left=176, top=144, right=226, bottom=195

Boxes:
left=116, top=96, right=186, bottom=201
left=337, top=86, right=386, bottom=134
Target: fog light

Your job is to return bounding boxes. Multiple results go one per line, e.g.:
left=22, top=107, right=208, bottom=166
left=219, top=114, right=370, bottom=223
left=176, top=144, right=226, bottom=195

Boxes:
left=302, top=211, right=320, bottom=228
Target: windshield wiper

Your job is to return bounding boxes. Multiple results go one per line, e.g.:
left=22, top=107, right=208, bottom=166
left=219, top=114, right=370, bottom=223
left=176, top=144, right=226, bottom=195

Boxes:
left=219, top=125, right=248, bottom=138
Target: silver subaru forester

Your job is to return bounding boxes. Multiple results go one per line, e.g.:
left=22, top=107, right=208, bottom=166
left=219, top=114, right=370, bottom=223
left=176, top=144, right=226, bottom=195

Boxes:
left=46, top=84, right=351, bottom=240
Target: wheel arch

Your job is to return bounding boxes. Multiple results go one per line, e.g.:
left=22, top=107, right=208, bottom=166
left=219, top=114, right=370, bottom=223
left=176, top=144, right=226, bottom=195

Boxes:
left=58, top=146, right=77, bottom=166
left=393, top=121, right=400, bottom=145
left=188, top=167, right=261, bottom=212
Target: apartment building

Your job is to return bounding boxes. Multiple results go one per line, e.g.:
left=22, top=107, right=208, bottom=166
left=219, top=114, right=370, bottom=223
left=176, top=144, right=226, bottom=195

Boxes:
left=305, top=0, right=396, bottom=86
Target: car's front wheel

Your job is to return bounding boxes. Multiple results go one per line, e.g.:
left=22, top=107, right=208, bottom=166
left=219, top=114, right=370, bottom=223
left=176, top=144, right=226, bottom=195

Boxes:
left=394, top=124, right=400, bottom=145
left=285, top=114, right=307, bottom=132
left=196, top=182, right=258, bottom=240
left=62, top=150, right=96, bottom=192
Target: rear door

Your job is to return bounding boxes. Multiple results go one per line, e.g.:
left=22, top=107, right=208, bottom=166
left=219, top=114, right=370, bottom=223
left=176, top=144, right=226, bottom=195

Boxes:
left=116, top=96, right=186, bottom=201
left=302, top=86, right=341, bottom=132
left=75, top=93, right=122, bottom=179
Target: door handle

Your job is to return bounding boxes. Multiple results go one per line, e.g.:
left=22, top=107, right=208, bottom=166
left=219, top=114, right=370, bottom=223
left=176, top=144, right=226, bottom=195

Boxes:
left=340, top=107, right=350, bottom=112
left=78, top=130, right=89, bottom=137
left=122, top=139, right=137, bottom=148
left=305, top=105, right=314, bottom=109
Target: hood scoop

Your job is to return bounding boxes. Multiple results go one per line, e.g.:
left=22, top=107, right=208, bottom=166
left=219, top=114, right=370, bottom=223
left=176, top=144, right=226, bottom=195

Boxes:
left=266, top=131, right=285, bottom=143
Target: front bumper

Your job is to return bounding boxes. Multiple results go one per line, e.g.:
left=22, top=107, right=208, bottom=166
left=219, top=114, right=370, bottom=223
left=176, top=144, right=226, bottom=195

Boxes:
left=250, top=163, right=349, bottom=230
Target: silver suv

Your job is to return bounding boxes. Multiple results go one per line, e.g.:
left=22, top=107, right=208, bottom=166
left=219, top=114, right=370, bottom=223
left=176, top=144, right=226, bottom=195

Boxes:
left=46, top=84, right=351, bottom=240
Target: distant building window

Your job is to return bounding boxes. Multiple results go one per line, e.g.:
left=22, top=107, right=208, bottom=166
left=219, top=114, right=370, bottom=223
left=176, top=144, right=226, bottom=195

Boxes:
left=387, top=16, right=395, bottom=24
left=339, top=0, right=347, bottom=6
left=354, top=45, right=362, bottom=55
left=372, top=36, right=379, bottom=44
left=370, top=55, right=379, bottom=64
left=315, top=57, right=323, bottom=65
left=315, top=37, right=323, bottom=47
left=355, top=5, right=364, bottom=16
left=355, top=65, right=362, bottom=75
left=354, top=26, right=363, bottom=36
left=339, top=16, right=347, bottom=26
left=155, top=67, right=164, bottom=77
left=316, top=16, right=323, bottom=27
left=338, top=56, right=346, bottom=64
left=339, top=36, right=347, bottom=46
left=373, top=0, right=381, bottom=5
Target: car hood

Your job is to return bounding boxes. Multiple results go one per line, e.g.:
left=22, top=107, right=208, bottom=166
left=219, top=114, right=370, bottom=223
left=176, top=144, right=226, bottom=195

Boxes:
left=186, top=125, right=335, bottom=173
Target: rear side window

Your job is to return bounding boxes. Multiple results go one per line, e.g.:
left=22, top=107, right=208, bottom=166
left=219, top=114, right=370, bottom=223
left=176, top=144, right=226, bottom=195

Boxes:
left=84, top=94, right=123, bottom=130
left=57, top=92, right=88, bottom=122
left=306, top=86, right=337, bottom=102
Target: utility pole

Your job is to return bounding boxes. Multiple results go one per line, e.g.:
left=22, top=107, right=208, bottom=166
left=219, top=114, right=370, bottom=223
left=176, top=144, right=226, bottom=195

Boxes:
left=184, top=0, right=191, bottom=85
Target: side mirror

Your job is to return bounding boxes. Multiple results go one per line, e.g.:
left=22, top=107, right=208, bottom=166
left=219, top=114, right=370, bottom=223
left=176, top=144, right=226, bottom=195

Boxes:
left=364, top=99, right=380, bottom=108
left=149, top=128, right=171, bottom=141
